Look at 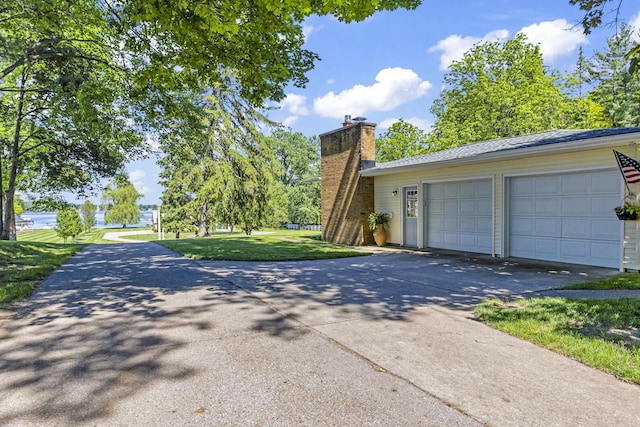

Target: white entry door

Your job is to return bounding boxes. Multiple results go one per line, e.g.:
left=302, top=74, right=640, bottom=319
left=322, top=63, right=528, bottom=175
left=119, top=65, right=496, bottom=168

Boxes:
left=403, top=187, right=418, bottom=247
left=509, top=170, right=621, bottom=268
left=426, top=180, right=493, bottom=254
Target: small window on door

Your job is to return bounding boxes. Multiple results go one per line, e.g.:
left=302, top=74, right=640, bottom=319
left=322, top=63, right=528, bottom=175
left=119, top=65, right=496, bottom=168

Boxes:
left=406, top=189, right=418, bottom=218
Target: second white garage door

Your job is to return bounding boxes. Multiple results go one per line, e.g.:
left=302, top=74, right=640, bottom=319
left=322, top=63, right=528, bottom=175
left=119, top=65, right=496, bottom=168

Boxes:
left=509, top=170, right=621, bottom=268
left=426, top=180, right=493, bottom=254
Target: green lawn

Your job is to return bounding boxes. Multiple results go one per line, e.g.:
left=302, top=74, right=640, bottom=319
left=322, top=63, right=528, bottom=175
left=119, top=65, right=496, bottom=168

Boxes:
left=475, top=297, right=640, bottom=384
left=560, top=274, right=640, bottom=290
left=120, top=230, right=182, bottom=241
left=157, top=230, right=369, bottom=261
left=17, top=227, right=145, bottom=244
left=0, top=240, right=85, bottom=304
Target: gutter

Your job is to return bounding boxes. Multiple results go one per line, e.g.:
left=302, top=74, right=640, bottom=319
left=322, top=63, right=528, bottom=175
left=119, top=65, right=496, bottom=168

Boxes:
left=360, top=132, right=640, bottom=177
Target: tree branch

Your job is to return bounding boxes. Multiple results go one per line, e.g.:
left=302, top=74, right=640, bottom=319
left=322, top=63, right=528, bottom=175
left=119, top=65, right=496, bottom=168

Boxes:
left=19, top=137, right=71, bottom=158
left=1, top=40, right=123, bottom=80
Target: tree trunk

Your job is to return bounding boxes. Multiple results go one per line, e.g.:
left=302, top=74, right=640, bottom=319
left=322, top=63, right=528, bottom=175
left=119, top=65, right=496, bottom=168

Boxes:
left=1, top=68, right=26, bottom=241
left=197, top=200, right=209, bottom=237
left=0, top=181, right=4, bottom=239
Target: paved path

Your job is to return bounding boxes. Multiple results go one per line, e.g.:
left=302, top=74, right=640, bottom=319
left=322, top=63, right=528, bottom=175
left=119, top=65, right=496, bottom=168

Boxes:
left=1, top=243, right=639, bottom=426
left=102, top=230, right=155, bottom=243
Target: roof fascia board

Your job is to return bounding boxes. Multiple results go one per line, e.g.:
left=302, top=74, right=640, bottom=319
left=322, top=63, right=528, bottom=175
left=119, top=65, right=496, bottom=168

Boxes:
left=361, top=132, right=640, bottom=177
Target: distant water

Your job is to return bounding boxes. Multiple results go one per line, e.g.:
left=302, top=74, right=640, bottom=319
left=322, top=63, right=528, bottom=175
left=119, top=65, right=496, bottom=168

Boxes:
left=18, top=210, right=153, bottom=229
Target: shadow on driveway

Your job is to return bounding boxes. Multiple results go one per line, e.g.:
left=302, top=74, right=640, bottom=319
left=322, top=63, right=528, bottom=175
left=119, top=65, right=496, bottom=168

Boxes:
left=204, top=249, right=619, bottom=321
left=0, top=243, right=305, bottom=425
left=0, top=244, right=619, bottom=425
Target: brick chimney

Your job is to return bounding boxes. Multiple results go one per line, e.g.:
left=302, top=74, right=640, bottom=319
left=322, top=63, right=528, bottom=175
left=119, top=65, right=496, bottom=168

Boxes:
left=320, top=118, right=376, bottom=246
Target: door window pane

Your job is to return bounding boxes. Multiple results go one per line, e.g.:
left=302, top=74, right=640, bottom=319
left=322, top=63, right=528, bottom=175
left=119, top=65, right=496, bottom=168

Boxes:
left=406, top=190, right=418, bottom=218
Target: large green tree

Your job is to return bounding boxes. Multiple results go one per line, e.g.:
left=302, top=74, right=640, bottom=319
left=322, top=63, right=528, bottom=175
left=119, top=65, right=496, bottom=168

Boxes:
left=159, top=163, right=200, bottom=238
left=0, top=0, right=145, bottom=240
left=159, top=85, right=276, bottom=236
left=102, top=176, right=143, bottom=228
left=429, top=35, right=582, bottom=150
left=557, top=49, right=609, bottom=129
left=112, top=0, right=422, bottom=106
left=587, top=24, right=640, bottom=127
left=270, top=129, right=321, bottom=226
left=376, top=120, right=430, bottom=162
left=272, top=130, right=319, bottom=186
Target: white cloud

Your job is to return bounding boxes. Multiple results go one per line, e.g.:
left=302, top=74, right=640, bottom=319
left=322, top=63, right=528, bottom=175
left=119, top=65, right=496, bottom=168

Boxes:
left=282, top=116, right=298, bottom=127
left=378, top=117, right=432, bottom=132
left=378, top=118, right=399, bottom=130
left=129, top=169, right=151, bottom=196
left=430, top=19, right=588, bottom=69
left=631, top=11, right=640, bottom=42
left=429, top=29, right=509, bottom=70
left=405, top=116, right=432, bottom=132
left=313, top=68, right=432, bottom=119
left=129, top=169, right=145, bottom=182
left=326, top=78, right=335, bottom=85
left=279, top=93, right=309, bottom=116
left=145, top=133, right=160, bottom=151
left=302, top=24, right=319, bottom=42
left=519, top=19, right=588, bottom=62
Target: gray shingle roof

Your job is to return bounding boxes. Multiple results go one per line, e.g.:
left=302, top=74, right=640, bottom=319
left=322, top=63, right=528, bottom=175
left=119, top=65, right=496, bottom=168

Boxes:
left=366, top=128, right=640, bottom=173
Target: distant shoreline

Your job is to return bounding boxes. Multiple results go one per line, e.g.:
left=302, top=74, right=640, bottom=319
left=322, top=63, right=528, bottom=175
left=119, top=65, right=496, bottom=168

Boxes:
left=18, top=210, right=153, bottom=230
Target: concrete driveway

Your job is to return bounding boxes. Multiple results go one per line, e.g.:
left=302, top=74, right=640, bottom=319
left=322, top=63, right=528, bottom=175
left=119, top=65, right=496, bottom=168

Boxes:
left=1, top=243, right=638, bottom=426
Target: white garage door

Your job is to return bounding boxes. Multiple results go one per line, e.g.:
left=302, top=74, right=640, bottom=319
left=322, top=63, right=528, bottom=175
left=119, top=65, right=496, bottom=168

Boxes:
left=426, top=180, right=493, bottom=254
left=509, top=170, right=621, bottom=268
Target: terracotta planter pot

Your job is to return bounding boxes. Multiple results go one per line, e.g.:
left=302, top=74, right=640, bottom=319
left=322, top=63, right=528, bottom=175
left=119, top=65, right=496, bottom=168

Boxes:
left=373, top=225, right=387, bottom=246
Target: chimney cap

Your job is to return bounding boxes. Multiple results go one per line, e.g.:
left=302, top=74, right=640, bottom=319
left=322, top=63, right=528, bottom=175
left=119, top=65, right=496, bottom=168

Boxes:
left=353, top=116, right=367, bottom=122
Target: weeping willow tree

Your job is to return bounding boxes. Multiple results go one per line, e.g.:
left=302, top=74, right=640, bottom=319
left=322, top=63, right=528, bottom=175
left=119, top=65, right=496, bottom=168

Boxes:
left=102, top=175, right=143, bottom=228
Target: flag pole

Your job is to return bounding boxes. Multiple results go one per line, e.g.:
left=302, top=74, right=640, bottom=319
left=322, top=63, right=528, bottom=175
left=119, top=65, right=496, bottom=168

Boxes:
left=614, top=150, right=633, bottom=199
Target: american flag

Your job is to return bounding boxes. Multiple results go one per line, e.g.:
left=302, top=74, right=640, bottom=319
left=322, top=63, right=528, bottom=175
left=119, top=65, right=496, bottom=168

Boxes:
left=614, top=150, right=640, bottom=184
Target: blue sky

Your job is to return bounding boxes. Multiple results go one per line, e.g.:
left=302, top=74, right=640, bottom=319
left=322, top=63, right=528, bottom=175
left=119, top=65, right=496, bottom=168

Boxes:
left=122, top=0, right=640, bottom=205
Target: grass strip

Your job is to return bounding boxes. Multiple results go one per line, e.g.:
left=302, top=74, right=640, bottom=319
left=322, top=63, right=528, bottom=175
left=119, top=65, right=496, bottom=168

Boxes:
left=17, top=227, right=147, bottom=244
left=560, top=274, right=640, bottom=290
left=157, top=231, right=369, bottom=261
left=475, top=297, right=640, bottom=384
left=0, top=240, right=84, bottom=303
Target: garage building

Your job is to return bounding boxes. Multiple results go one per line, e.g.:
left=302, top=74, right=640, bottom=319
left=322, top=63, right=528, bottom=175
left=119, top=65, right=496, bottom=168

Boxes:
left=321, top=122, right=640, bottom=271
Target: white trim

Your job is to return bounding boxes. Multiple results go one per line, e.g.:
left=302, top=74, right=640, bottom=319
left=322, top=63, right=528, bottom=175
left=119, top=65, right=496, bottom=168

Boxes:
left=501, top=174, right=509, bottom=259
left=634, top=221, right=640, bottom=273
left=619, top=184, right=626, bottom=273
left=502, top=165, right=615, bottom=179
left=420, top=175, right=494, bottom=185
left=491, top=177, right=496, bottom=257
left=420, top=183, right=427, bottom=249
